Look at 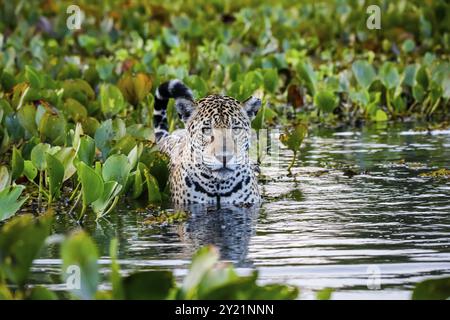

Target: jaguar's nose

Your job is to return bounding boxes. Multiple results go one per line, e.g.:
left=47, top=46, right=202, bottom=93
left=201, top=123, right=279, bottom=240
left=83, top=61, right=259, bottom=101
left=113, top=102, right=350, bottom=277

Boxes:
left=215, top=153, right=234, bottom=167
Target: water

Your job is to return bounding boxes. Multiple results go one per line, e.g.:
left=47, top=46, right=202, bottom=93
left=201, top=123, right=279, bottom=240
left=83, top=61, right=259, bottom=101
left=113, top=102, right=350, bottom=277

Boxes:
left=31, top=123, right=450, bottom=299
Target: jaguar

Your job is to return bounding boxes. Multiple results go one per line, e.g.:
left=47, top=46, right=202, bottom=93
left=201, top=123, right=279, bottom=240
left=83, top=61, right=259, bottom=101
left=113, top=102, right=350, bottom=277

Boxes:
left=153, top=79, right=261, bottom=206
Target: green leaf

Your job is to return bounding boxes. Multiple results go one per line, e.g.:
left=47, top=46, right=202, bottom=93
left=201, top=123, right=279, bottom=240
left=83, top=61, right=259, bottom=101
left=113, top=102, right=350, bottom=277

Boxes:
left=100, top=84, right=126, bottom=117
left=61, top=230, right=99, bottom=300
left=132, top=168, right=143, bottom=199
left=77, top=135, right=96, bottom=165
left=314, top=90, right=338, bottom=113
left=54, top=147, right=77, bottom=181
left=122, top=271, right=174, bottom=300
left=144, top=169, right=162, bottom=204
left=102, top=154, right=131, bottom=187
left=46, top=153, right=64, bottom=202
left=27, top=286, right=58, bottom=300
left=11, top=147, right=24, bottom=180
left=0, top=185, right=27, bottom=221
left=379, top=62, right=400, bottom=89
left=31, top=143, right=51, bottom=171
left=91, top=181, right=122, bottom=216
left=401, top=39, right=415, bottom=53
left=297, top=60, right=317, bottom=95
left=374, top=109, right=388, bottom=122
left=279, top=122, right=308, bottom=153
left=77, top=162, right=104, bottom=206
left=412, top=277, right=450, bottom=300
left=0, top=166, right=10, bottom=191
left=316, top=288, right=333, bottom=300
left=263, top=68, right=278, bottom=93
left=95, top=58, right=114, bottom=82
left=25, top=65, right=42, bottom=89
left=39, top=112, right=66, bottom=145
left=0, top=212, right=53, bottom=286
left=17, top=103, right=38, bottom=136
left=178, top=246, right=219, bottom=299
left=416, top=66, right=429, bottom=90
left=108, top=238, right=124, bottom=299
left=352, top=60, right=377, bottom=89
left=23, top=160, right=37, bottom=181
left=94, top=119, right=114, bottom=160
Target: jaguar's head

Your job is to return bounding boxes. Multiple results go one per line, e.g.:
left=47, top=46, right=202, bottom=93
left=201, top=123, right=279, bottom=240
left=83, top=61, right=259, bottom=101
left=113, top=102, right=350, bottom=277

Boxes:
left=176, top=95, right=261, bottom=180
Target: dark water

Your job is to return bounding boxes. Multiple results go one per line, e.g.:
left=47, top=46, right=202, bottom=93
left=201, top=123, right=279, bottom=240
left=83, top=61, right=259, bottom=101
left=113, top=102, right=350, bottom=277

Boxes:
left=32, top=123, right=450, bottom=299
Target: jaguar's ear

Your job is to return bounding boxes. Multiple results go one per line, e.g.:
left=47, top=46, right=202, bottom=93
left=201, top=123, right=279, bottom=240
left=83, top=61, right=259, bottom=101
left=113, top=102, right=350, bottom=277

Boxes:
left=242, top=96, right=262, bottom=119
left=175, top=98, right=195, bottom=123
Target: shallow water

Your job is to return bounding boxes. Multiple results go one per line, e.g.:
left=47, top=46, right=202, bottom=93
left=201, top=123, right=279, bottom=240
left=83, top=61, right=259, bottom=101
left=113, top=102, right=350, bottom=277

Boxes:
left=32, top=123, right=450, bottom=299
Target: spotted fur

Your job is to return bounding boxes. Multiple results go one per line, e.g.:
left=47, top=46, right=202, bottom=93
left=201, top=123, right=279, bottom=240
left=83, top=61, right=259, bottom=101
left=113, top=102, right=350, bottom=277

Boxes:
left=154, top=79, right=261, bottom=206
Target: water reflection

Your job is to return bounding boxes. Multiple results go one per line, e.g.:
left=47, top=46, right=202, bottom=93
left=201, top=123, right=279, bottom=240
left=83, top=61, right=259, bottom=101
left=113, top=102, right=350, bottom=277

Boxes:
left=177, top=204, right=259, bottom=265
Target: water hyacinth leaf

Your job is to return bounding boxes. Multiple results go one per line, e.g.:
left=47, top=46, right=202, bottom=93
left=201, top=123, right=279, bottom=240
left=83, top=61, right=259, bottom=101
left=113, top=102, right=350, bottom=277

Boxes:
left=91, top=181, right=122, bottom=217
left=352, top=60, right=377, bottom=89
left=11, top=147, right=24, bottom=180
left=109, top=238, right=123, bottom=299
left=314, top=90, right=338, bottom=113
left=412, top=277, right=450, bottom=300
left=0, top=212, right=53, bottom=286
left=110, top=134, right=137, bottom=155
left=118, top=72, right=152, bottom=106
left=23, top=160, right=37, bottom=181
left=263, top=68, right=278, bottom=93
left=379, top=62, right=400, bottom=89
left=0, top=185, right=27, bottom=221
left=77, top=135, right=96, bottom=165
left=62, top=79, right=95, bottom=103
left=122, top=271, right=174, bottom=300
left=25, top=65, right=42, bottom=89
left=94, top=119, right=114, bottom=160
left=144, top=169, right=161, bottom=203
left=31, top=143, right=51, bottom=171
left=140, top=151, right=170, bottom=191
left=54, top=147, right=77, bottom=181
left=17, top=103, right=38, bottom=136
left=374, top=109, right=388, bottom=122
left=416, top=66, right=429, bottom=90
left=403, top=64, right=418, bottom=87
left=77, top=162, right=104, bottom=205
left=401, top=39, right=415, bottom=53
left=96, top=58, right=114, bottom=82
left=316, top=288, right=333, bottom=300
left=100, top=84, right=127, bottom=117
left=251, top=103, right=277, bottom=130
left=127, top=143, right=142, bottom=170
left=178, top=246, right=219, bottom=299
left=102, top=154, right=131, bottom=187
left=63, top=98, right=88, bottom=122
left=46, top=153, right=64, bottom=202
left=297, top=60, right=317, bottom=95
left=27, top=286, right=58, bottom=300
left=39, top=112, right=66, bottom=145
left=0, top=166, right=11, bottom=191
left=413, top=84, right=425, bottom=103
left=279, top=123, right=308, bottom=154
left=61, top=230, right=99, bottom=300
left=185, top=75, right=208, bottom=99
left=132, top=168, right=143, bottom=199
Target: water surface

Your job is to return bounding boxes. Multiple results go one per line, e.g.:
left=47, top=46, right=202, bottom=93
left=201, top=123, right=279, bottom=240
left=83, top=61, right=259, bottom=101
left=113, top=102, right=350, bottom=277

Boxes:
left=32, top=123, right=450, bottom=299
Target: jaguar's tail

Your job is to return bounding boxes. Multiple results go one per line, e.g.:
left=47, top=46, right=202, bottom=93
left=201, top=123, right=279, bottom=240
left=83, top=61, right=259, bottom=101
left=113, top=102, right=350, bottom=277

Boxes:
left=153, top=79, right=194, bottom=142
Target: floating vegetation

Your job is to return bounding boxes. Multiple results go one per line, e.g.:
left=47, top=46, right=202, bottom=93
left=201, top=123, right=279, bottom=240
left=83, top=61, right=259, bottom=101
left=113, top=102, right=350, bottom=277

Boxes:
left=419, top=168, right=450, bottom=179
left=143, top=210, right=189, bottom=226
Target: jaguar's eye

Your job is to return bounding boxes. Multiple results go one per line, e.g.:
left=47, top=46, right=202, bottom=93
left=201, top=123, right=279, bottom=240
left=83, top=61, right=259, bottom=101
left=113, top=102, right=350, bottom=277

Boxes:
left=232, top=127, right=243, bottom=134
left=202, top=127, right=212, bottom=135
